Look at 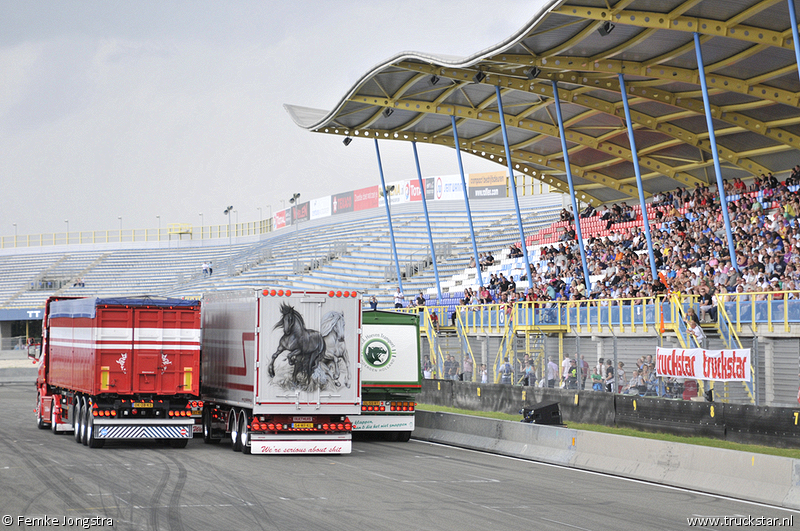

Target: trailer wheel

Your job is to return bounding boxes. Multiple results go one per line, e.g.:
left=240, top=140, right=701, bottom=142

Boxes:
left=73, top=399, right=83, bottom=444
left=51, top=402, right=59, bottom=434
left=169, top=438, right=189, bottom=449
left=239, top=411, right=250, bottom=455
left=85, top=404, right=105, bottom=449
left=80, top=397, right=90, bottom=446
left=202, top=408, right=220, bottom=444
left=396, top=431, right=412, bottom=442
left=230, top=409, right=242, bottom=452
left=36, top=393, right=47, bottom=429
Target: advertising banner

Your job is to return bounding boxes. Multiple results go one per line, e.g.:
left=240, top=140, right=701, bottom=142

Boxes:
left=292, top=201, right=310, bottom=223
left=274, top=210, right=287, bottom=230
left=332, top=191, right=354, bottom=215
left=433, top=174, right=465, bottom=201
left=310, top=196, right=331, bottom=220
left=469, top=171, right=507, bottom=199
left=655, top=347, right=751, bottom=381
left=354, top=185, right=379, bottom=211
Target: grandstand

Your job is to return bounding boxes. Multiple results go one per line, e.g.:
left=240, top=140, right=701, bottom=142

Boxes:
left=4, top=0, right=800, bottom=410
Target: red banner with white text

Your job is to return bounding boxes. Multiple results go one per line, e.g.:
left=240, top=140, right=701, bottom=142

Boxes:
left=655, top=347, right=751, bottom=381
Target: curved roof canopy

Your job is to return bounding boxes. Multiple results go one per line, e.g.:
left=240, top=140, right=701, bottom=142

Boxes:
left=285, top=0, right=800, bottom=206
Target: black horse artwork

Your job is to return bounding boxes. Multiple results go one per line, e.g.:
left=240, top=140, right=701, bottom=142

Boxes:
left=267, top=303, right=349, bottom=391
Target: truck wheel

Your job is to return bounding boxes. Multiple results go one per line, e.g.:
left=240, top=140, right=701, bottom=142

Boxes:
left=36, top=393, right=47, bottom=429
left=239, top=411, right=250, bottom=455
left=230, top=409, right=242, bottom=452
left=51, top=402, right=59, bottom=434
left=169, top=439, right=189, bottom=449
left=85, top=405, right=105, bottom=449
left=202, top=408, right=220, bottom=444
left=73, top=400, right=83, bottom=444
left=396, top=431, right=412, bottom=442
left=80, top=398, right=90, bottom=446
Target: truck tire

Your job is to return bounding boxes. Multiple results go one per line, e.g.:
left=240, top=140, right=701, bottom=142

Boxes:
left=80, top=397, right=90, bottom=446
left=36, top=393, right=47, bottom=429
left=396, top=431, right=412, bottom=442
left=85, top=404, right=105, bottom=449
left=51, top=402, right=59, bottom=434
left=73, top=399, right=83, bottom=444
left=202, top=408, right=220, bottom=444
left=169, top=439, right=189, bottom=449
left=230, top=409, right=242, bottom=452
left=239, top=411, right=251, bottom=455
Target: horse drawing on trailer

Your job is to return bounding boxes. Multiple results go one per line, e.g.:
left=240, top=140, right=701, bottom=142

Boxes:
left=267, top=303, right=349, bottom=391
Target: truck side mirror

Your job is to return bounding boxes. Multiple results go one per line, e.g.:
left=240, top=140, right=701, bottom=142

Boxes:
left=27, top=343, right=40, bottom=361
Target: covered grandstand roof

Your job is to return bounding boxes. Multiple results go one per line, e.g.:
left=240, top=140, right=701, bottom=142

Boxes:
left=284, top=0, right=800, bottom=207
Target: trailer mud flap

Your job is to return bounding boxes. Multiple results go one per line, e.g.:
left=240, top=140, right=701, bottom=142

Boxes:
left=249, top=433, right=351, bottom=454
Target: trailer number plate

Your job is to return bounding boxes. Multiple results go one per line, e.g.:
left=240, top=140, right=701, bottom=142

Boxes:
left=293, top=422, right=313, bottom=429
left=363, top=401, right=381, bottom=406
left=133, top=402, right=153, bottom=408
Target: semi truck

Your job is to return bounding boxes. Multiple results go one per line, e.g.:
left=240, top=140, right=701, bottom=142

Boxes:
left=354, top=310, right=421, bottom=441
left=32, top=296, right=202, bottom=448
left=200, top=288, right=362, bottom=454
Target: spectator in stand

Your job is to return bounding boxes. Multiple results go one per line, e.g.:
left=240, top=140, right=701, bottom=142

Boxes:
left=393, top=287, right=404, bottom=308
left=498, top=357, right=513, bottom=384
left=484, top=252, right=495, bottom=268
left=368, top=296, right=378, bottom=310
left=616, top=361, right=626, bottom=393
left=415, top=292, right=426, bottom=309
left=604, top=359, right=615, bottom=392
left=462, top=356, right=474, bottom=382
left=480, top=364, right=488, bottom=383
left=546, top=356, right=559, bottom=388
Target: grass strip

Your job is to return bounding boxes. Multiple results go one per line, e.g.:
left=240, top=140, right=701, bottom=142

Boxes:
left=417, top=404, right=800, bottom=459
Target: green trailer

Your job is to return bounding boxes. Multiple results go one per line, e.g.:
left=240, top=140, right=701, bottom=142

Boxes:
left=355, top=310, right=422, bottom=441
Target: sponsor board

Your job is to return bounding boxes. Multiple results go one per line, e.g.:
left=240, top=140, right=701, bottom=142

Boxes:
left=310, top=196, right=331, bottom=220
left=332, top=191, right=354, bottom=214
left=469, top=171, right=507, bottom=199
left=354, top=185, right=379, bottom=211
left=434, top=174, right=465, bottom=201
left=655, top=347, right=751, bottom=381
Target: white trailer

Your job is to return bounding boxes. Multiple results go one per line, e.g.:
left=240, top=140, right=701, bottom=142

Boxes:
left=200, top=289, right=361, bottom=454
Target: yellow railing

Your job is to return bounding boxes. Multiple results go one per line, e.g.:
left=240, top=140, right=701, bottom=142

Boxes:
left=0, top=219, right=274, bottom=249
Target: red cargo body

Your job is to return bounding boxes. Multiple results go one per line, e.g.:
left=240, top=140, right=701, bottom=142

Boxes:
left=48, top=303, right=200, bottom=396
left=34, top=296, right=202, bottom=448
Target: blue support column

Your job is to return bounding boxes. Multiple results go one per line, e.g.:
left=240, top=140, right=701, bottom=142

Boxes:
left=618, top=73, right=658, bottom=281
left=694, top=33, right=739, bottom=272
left=451, top=115, right=484, bottom=288
left=374, top=138, right=404, bottom=292
left=550, top=81, right=592, bottom=294
left=412, top=142, right=443, bottom=300
left=790, top=0, right=800, bottom=82
left=495, top=86, right=534, bottom=289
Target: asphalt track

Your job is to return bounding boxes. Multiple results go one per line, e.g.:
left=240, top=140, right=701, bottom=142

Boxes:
left=1, top=382, right=797, bottom=531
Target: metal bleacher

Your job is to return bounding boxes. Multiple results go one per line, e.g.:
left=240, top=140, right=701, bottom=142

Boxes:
left=0, top=195, right=563, bottom=310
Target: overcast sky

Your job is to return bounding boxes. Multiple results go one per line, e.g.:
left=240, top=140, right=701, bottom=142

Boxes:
left=1, top=0, right=545, bottom=237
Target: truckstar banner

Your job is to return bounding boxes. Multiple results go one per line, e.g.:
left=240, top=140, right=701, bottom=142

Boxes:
left=655, top=347, right=751, bottom=381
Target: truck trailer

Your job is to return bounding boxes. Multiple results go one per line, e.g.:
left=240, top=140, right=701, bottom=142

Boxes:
left=200, top=289, right=361, bottom=454
left=33, top=296, right=202, bottom=448
left=354, top=310, right=421, bottom=441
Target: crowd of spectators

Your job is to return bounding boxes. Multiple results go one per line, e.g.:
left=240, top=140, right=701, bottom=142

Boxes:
left=456, top=168, right=800, bottom=310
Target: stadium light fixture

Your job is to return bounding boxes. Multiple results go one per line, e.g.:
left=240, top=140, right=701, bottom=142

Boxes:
left=473, top=71, right=486, bottom=83
left=598, top=21, right=615, bottom=36
left=343, top=137, right=352, bottom=146
left=524, top=66, right=541, bottom=80
left=289, top=193, right=300, bottom=205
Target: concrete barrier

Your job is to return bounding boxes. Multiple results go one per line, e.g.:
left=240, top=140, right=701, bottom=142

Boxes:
left=414, top=410, right=800, bottom=510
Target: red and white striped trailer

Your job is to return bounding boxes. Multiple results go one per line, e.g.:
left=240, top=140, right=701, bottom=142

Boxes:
left=33, top=296, right=202, bottom=448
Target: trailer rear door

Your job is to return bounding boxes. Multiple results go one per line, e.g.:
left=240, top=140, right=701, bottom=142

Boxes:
left=256, top=292, right=361, bottom=415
